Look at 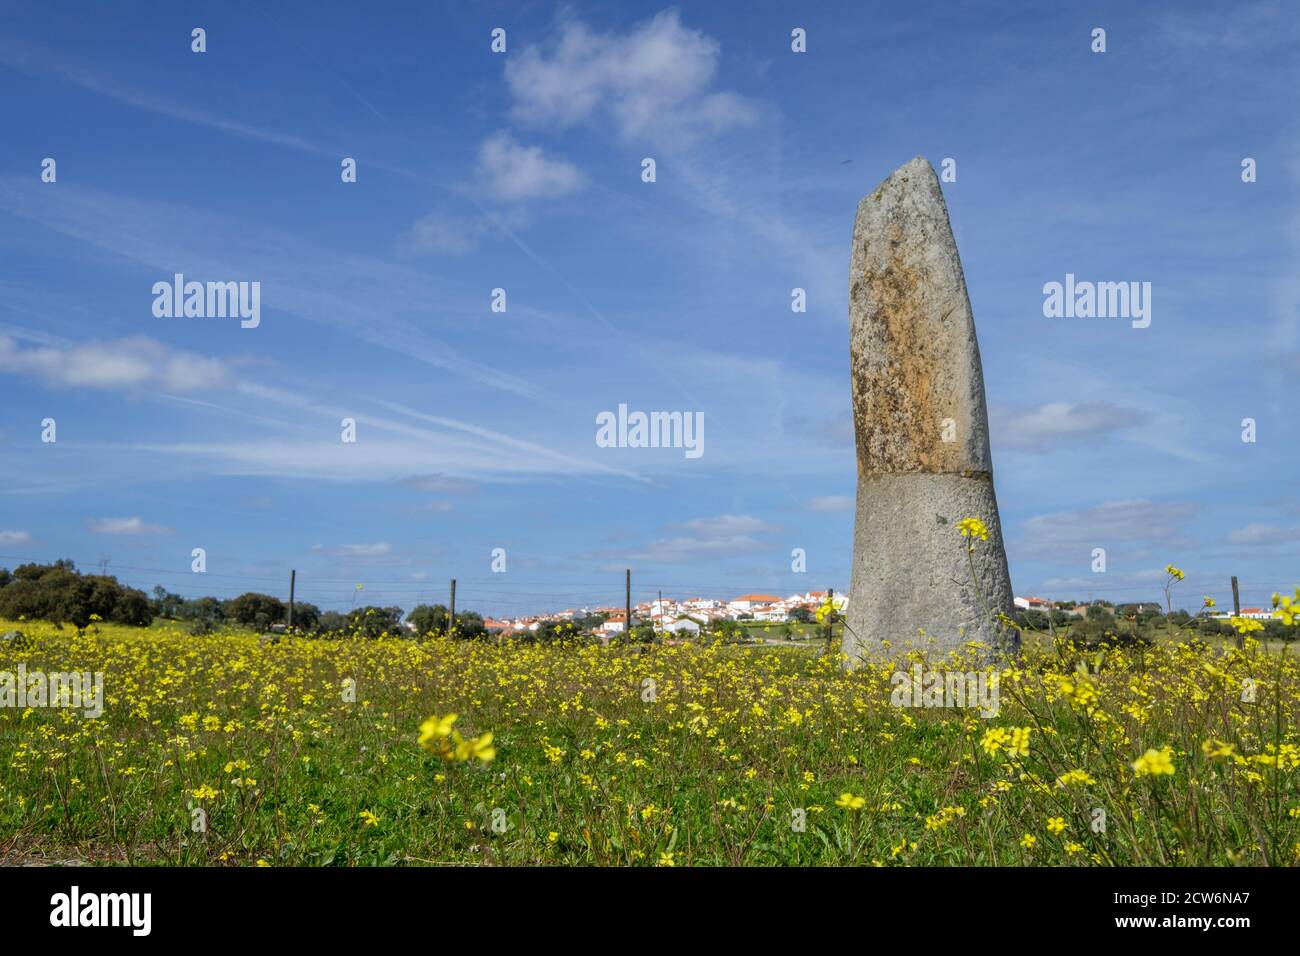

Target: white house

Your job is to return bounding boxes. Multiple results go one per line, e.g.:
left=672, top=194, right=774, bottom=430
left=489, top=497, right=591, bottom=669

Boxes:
left=1212, top=607, right=1274, bottom=621
left=729, top=593, right=782, bottom=614
left=597, top=612, right=630, bottom=636
left=650, top=599, right=680, bottom=618
left=684, top=598, right=722, bottom=610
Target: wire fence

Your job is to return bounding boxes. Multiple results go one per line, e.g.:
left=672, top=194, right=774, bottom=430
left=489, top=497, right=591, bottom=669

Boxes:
left=0, top=552, right=1291, bottom=618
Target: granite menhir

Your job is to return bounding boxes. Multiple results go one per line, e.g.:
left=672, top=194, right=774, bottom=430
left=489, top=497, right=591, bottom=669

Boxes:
left=845, top=156, right=1017, bottom=663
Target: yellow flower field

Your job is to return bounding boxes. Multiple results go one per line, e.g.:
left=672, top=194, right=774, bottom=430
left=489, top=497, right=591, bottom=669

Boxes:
left=1, top=617, right=1298, bottom=865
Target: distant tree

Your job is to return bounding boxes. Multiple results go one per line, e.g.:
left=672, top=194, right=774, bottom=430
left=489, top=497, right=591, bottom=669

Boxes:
left=1019, top=609, right=1049, bottom=630
left=290, top=602, right=321, bottom=633
left=1086, top=604, right=1113, bottom=621
left=11, top=559, right=75, bottom=582
left=0, top=561, right=151, bottom=627
left=1072, top=614, right=1149, bottom=648
left=183, top=596, right=225, bottom=636
left=627, top=622, right=657, bottom=644
left=1115, top=603, right=1164, bottom=627
left=150, top=586, right=188, bottom=619
left=112, top=587, right=152, bottom=627
left=406, top=604, right=487, bottom=640
left=453, top=610, right=487, bottom=641
left=573, top=612, right=607, bottom=633
left=788, top=606, right=813, bottom=624
left=318, top=610, right=348, bottom=634
left=179, top=596, right=225, bottom=626
left=406, top=604, right=450, bottom=636
left=224, top=592, right=287, bottom=630
left=533, top=620, right=581, bottom=643
left=710, top=619, right=745, bottom=643
left=1265, top=619, right=1296, bottom=642
left=344, top=605, right=404, bottom=638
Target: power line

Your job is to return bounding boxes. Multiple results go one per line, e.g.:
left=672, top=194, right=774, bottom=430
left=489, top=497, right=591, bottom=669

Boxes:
left=0, top=553, right=847, bottom=595
left=1, top=553, right=1291, bottom=617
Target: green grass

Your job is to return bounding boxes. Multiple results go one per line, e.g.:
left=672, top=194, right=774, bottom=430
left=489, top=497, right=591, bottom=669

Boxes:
left=2, top=617, right=1298, bottom=866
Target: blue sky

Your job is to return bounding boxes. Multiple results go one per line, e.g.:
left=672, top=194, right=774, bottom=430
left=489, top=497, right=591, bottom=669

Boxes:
left=0, top=0, right=1296, bottom=617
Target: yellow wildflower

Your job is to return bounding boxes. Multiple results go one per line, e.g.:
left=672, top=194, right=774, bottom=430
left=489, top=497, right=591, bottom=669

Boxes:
left=1132, top=746, right=1175, bottom=778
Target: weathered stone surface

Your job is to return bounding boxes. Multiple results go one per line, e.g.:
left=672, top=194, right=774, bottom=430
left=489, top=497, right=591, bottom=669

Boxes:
left=845, top=156, right=1016, bottom=662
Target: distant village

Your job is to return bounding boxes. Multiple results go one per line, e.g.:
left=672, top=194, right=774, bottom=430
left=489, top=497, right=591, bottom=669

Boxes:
left=466, top=591, right=1266, bottom=641
left=477, top=591, right=838, bottom=640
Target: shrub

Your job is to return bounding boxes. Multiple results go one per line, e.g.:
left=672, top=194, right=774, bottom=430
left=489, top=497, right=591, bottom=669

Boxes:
left=223, top=593, right=287, bottom=630
left=0, top=561, right=152, bottom=628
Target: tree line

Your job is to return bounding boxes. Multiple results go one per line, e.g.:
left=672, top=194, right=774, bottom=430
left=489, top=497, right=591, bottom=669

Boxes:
left=1014, top=602, right=1295, bottom=643
left=0, top=561, right=487, bottom=638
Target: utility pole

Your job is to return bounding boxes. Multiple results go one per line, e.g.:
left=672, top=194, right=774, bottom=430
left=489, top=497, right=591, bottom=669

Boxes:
left=449, top=578, right=457, bottom=638
left=625, top=569, right=632, bottom=640
left=1231, top=575, right=1242, bottom=649
left=288, top=569, right=296, bottom=629
left=824, top=586, right=835, bottom=655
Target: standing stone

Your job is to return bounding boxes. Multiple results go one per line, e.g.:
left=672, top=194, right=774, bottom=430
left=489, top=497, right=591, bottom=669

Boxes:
left=844, top=156, right=1016, bottom=663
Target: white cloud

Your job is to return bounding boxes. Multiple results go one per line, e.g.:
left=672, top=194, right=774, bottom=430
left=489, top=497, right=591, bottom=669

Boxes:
left=0, top=530, right=31, bottom=544
left=1227, top=523, right=1300, bottom=546
left=804, top=495, right=853, bottom=512
left=1033, top=566, right=1177, bottom=596
left=0, top=178, right=547, bottom=401
left=991, top=401, right=1148, bottom=450
left=0, top=335, right=230, bottom=393
left=403, top=501, right=454, bottom=514
left=397, top=207, right=530, bottom=257
left=0, top=34, right=335, bottom=157
left=1016, top=499, right=1197, bottom=558
left=476, top=132, right=583, bottom=202
left=313, top=542, right=393, bottom=557
left=674, top=514, right=779, bottom=535
left=74, top=382, right=644, bottom=488
left=504, top=9, right=756, bottom=142
left=400, top=474, right=477, bottom=494
left=87, top=516, right=172, bottom=535
left=613, top=514, right=779, bottom=564
left=398, top=211, right=487, bottom=256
